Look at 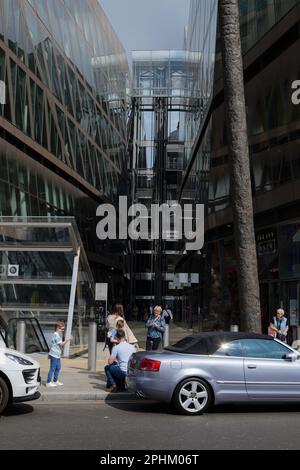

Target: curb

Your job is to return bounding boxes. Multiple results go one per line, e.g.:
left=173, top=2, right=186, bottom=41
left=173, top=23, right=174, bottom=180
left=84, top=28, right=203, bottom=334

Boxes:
left=38, top=391, right=138, bottom=402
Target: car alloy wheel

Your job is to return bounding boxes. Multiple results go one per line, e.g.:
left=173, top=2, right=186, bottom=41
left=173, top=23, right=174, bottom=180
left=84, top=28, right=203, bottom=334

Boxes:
left=174, top=378, right=212, bottom=415
left=0, top=377, right=9, bottom=414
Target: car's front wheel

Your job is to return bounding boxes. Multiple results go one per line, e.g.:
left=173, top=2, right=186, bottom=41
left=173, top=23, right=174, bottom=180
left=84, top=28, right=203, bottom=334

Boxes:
left=0, top=377, right=10, bottom=414
left=173, top=378, right=212, bottom=415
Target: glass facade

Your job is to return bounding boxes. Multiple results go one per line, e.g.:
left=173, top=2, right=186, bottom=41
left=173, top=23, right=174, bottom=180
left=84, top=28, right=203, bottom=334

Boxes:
left=0, top=0, right=129, bottom=202
left=174, top=0, right=218, bottom=327
left=215, top=0, right=300, bottom=80
left=0, top=0, right=130, bottom=351
left=181, top=0, right=218, bottom=205
left=180, top=0, right=300, bottom=333
left=210, top=18, right=300, bottom=214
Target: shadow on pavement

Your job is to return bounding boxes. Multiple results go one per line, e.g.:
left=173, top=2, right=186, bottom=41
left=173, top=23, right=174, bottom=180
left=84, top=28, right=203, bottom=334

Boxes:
left=2, top=403, right=34, bottom=417
left=105, top=398, right=179, bottom=415
left=212, top=402, right=300, bottom=414
left=105, top=398, right=300, bottom=416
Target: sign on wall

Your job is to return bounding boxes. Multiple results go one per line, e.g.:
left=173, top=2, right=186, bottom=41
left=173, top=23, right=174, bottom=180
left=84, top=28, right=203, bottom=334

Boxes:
left=256, top=228, right=277, bottom=256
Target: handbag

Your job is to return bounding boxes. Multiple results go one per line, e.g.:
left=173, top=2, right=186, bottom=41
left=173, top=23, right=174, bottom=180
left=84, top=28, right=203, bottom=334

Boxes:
left=277, top=333, right=287, bottom=342
left=268, top=326, right=276, bottom=337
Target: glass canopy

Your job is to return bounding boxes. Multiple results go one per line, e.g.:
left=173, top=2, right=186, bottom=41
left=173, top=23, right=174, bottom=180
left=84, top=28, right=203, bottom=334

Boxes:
left=0, top=216, right=95, bottom=356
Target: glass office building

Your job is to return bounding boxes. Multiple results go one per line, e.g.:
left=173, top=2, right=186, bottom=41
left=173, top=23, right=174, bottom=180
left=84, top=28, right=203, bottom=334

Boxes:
left=180, top=0, right=300, bottom=334
left=0, top=0, right=130, bottom=353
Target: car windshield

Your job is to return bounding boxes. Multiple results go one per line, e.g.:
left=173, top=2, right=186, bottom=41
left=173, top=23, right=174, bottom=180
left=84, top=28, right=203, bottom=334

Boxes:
left=165, top=333, right=274, bottom=355
left=165, top=335, right=222, bottom=355
left=165, top=336, right=203, bottom=353
left=167, top=336, right=196, bottom=349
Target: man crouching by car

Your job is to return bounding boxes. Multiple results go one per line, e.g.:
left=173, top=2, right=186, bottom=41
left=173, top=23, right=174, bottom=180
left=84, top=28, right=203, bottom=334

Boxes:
left=105, top=330, right=135, bottom=392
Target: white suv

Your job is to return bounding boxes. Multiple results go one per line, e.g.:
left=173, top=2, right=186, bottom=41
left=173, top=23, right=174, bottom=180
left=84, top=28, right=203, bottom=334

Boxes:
left=0, top=345, right=41, bottom=413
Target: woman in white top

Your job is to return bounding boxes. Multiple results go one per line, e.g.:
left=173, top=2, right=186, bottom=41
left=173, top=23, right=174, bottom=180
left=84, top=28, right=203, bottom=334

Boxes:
left=106, top=304, right=139, bottom=352
left=106, top=304, right=123, bottom=353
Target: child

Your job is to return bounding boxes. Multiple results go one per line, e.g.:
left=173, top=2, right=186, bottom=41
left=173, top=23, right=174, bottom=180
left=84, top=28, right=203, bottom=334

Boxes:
left=110, top=319, right=125, bottom=347
left=46, top=321, right=73, bottom=388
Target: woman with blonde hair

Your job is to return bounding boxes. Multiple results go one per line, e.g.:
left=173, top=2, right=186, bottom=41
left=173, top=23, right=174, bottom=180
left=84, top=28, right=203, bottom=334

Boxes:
left=269, top=308, right=289, bottom=343
left=145, top=305, right=165, bottom=351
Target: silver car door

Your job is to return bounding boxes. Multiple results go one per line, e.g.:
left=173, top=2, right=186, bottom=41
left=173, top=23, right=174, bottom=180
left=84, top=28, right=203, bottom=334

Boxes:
left=242, top=339, right=300, bottom=399
left=210, top=340, right=247, bottom=399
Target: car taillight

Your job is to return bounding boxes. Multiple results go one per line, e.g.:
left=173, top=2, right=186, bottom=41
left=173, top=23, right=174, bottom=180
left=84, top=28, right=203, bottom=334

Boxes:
left=140, top=358, right=161, bottom=372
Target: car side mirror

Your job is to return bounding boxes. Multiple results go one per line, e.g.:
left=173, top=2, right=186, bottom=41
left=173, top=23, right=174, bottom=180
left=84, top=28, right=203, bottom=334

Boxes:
left=284, top=352, right=300, bottom=362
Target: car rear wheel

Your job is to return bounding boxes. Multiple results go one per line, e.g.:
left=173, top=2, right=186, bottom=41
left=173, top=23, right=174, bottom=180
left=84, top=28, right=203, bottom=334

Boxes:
left=0, top=377, right=10, bottom=414
left=173, top=378, right=212, bottom=415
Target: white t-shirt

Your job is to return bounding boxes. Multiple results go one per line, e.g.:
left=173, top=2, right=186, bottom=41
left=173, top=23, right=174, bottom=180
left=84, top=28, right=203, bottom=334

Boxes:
left=111, top=342, right=135, bottom=372
left=49, top=331, right=62, bottom=358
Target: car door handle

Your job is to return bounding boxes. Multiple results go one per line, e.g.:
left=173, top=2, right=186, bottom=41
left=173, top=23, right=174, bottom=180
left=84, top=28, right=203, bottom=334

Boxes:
left=247, top=365, right=257, bottom=369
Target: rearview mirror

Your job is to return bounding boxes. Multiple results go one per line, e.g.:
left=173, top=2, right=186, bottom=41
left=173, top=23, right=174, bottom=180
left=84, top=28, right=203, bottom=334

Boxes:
left=284, top=352, right=300, bottom=362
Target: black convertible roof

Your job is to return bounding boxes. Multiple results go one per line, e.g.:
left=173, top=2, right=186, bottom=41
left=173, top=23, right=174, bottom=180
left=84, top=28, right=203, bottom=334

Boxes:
left=165, top=331, right=273, bottom=355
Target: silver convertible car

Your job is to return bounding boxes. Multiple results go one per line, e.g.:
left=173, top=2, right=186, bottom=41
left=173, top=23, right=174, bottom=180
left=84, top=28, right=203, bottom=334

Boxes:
left=127, top=332, right=300, bottom=415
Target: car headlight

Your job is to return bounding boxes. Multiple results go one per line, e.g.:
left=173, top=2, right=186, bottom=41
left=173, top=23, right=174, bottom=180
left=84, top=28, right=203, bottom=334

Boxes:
left=5, top=353, right=33, bottom=366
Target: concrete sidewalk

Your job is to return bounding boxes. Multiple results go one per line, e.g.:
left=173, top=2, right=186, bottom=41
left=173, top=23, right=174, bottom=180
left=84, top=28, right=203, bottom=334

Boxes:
left=33, top=351, right=134, bottom=402
left=31, top=321, right=192, bottom=402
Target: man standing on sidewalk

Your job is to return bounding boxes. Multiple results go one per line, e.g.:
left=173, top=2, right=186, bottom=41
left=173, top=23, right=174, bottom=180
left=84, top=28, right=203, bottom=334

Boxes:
left=104, top=330, right=135, bottom=392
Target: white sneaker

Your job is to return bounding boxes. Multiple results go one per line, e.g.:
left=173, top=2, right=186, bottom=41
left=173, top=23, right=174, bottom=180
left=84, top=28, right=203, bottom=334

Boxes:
left=55, top=381, right=64, bottom=386
left=46, top=382, right=57, bottom=388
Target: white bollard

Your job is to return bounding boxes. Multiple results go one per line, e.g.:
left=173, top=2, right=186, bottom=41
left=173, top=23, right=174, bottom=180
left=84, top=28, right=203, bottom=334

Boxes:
left=163, top=324, right=170, bottom=347
left=88, top=321, right=97, bottom=372
left=16, top=320, right=26, bottom=353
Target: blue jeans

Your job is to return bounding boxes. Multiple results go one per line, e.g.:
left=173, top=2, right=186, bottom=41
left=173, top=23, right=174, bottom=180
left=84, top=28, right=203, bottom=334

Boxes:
left=47, top=356, right=61, bottom=383
left=105, top=364, right=126, bottom=390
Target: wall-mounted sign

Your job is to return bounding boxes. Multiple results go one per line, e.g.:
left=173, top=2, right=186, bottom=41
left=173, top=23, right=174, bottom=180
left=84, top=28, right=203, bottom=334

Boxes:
left=256, top=229, right=277, bottom=256
left=8, top=265, right=19, bottom=276
left=95, top=283, right=108, bottom=341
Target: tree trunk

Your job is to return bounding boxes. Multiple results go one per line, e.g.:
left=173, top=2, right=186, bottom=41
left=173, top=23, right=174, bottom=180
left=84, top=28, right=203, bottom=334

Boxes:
left=219, top=0, right=261, bottom=332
